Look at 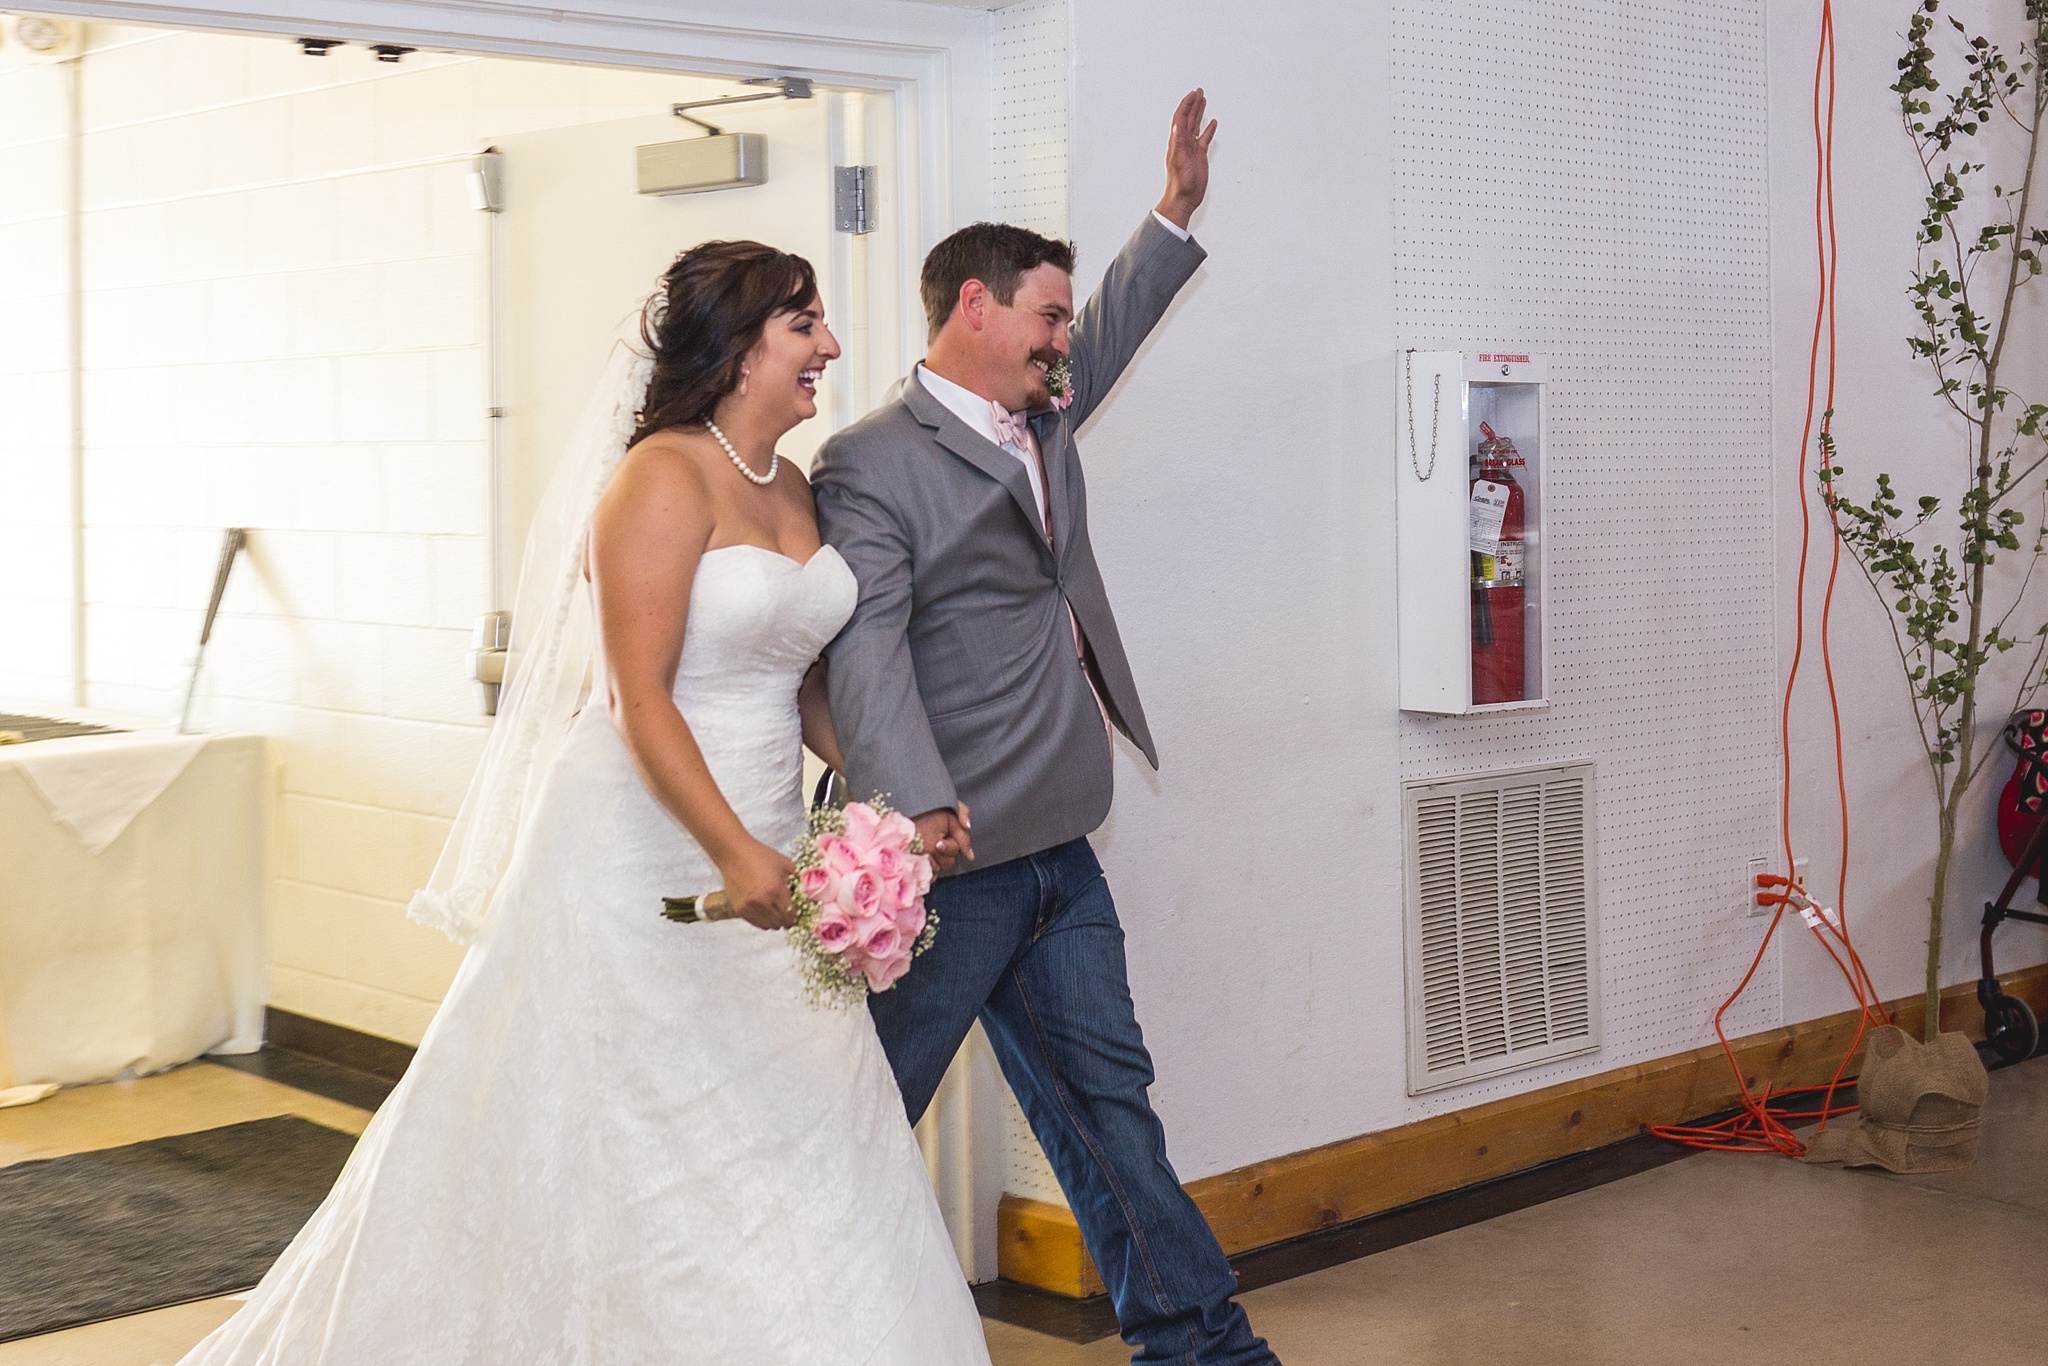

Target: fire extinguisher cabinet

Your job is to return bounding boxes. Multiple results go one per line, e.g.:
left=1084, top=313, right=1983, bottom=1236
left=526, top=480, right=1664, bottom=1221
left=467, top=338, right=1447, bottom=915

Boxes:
left=1396, top=350, right=1549, bottom=715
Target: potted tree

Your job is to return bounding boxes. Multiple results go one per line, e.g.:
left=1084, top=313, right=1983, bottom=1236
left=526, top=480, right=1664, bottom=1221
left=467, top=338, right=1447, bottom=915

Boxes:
left=1828, top=0, right=2047, bottom=1046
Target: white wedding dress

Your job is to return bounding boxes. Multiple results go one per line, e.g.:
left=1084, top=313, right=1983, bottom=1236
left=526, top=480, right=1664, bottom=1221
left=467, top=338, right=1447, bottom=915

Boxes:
left=182, top=544, right=992, bottom=1366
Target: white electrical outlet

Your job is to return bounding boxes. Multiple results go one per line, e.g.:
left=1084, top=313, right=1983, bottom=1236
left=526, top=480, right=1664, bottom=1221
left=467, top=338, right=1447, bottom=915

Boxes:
left=1744, top=856, right=1810, bottom=917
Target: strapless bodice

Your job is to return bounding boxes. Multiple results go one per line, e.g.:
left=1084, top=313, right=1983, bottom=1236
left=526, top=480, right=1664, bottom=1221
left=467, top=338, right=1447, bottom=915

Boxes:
left=672, top=543, right=857, bottom=714
left=539, top=542, right=856, bottom=892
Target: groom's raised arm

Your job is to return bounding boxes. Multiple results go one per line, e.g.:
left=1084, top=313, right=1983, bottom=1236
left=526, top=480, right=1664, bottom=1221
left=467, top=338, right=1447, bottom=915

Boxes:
left=812, top=445, right=958, bottom=823
left=1062, top=219, right=1206, bottom=427
left=1064, top=88, right=1215, bottom=426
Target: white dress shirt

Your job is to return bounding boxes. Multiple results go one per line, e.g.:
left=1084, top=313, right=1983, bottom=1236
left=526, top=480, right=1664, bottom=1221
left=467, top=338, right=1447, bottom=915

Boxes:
left=916, top=363, right=1048, bottom=523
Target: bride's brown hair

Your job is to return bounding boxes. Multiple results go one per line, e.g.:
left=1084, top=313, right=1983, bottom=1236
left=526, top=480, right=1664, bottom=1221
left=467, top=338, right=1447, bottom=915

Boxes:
left=634, top=240, right=819, bottom=443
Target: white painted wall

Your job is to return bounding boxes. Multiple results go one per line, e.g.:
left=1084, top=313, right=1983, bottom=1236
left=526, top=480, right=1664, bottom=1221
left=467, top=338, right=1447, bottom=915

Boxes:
left=0, top=47, right=75, bottom=706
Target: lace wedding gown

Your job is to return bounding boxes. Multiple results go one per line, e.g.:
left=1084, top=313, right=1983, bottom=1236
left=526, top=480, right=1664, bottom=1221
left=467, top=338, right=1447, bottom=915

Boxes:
left=182, top=544, right=991, bottom=1366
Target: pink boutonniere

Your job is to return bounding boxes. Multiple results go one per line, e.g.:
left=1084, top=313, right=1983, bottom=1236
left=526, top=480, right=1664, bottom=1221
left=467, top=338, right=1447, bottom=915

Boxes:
left=1046, top=358, right=1074, bottom=411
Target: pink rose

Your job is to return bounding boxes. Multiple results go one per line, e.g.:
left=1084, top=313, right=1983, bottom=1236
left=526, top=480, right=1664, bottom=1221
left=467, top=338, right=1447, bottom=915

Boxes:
left=837, top=869, right=884, bottom=921
left=861, top=919, right=902, bottom=960
left=813, top=909, right=857, bottom=956
left=895, top=899, right=927, bottom=941
left=908, top=853, right=933, bottom=896
left=876, top=811, right=917, bottom=854
left=815, top=834, right=859, bottom=880
left=841, top=801, right=883, bottom=855
left=797, top=865, right=835, bottom=905
left=876, top=853, right=917, bottom=906
left=865, top=947, right=915, bottom=993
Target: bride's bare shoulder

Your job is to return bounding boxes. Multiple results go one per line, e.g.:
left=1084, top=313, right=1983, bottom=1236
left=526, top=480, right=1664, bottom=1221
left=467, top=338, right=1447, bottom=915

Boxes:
left=608, top=428, right=716, bottom=497
left=594, top=430, right=718, bottom=543
left=623, top=425, right=716, bottom=469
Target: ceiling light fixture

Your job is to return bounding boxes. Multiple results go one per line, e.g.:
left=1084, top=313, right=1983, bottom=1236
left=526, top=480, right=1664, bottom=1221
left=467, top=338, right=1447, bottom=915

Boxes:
left=14, top=16, right=68, bottom=53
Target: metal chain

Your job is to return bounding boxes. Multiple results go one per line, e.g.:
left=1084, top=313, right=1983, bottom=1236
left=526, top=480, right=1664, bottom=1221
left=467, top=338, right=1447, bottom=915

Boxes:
left=1404, top=349, right=1441, bottom=482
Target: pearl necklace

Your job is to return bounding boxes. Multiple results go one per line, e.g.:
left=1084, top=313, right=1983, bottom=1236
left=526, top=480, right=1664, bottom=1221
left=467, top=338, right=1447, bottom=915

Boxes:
left=705, top=419, right=777, bottom=487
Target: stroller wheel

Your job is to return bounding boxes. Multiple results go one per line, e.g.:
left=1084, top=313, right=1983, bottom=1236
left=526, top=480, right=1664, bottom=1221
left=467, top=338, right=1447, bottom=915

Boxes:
left=1985, top=994, right=2040, bottom=1064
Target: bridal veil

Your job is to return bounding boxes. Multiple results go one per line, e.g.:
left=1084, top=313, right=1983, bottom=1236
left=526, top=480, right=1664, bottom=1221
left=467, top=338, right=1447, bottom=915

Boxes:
left=407, top=308, right=656, bottom=943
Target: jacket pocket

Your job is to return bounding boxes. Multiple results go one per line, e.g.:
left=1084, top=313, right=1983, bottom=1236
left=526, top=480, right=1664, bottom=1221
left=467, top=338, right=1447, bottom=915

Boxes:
left=927, top=690, right=1010, bottom=726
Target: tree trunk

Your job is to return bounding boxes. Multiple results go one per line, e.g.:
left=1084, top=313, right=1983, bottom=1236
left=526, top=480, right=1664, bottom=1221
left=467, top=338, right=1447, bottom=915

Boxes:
left=1927, top=793, right=1959, bottom=1042
left=1925, top=749, right=1974, bottom=1036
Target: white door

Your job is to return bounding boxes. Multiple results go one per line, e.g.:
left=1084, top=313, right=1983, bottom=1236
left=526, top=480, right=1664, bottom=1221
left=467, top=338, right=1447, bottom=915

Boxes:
left=491, top=94, right=839, bottom=590
left=487, top=90, right=884, bottom=815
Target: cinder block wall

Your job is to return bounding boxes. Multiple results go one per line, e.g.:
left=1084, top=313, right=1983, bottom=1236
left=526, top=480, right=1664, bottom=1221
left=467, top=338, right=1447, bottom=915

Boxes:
left=0, top=25, right=725, bottom=1042
left=0, top=47, right=74, bottom=705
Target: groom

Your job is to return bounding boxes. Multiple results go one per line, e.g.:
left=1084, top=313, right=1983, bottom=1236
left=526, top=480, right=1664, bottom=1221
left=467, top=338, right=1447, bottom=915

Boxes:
left=814, top=92, right=1275, bottom=1364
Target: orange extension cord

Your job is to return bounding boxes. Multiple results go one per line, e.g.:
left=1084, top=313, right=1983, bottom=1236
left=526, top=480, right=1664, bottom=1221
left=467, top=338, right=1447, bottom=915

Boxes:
left=1650, top=0, right=1891, bottom=1157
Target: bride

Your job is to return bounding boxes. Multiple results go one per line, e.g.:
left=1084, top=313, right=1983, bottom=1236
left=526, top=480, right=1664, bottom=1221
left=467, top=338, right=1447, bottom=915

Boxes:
left=181, top=242, right=993, bottom=1364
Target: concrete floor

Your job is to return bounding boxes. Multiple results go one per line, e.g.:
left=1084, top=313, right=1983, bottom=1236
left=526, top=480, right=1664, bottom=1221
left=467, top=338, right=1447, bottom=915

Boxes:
left=2, top=1056, right=2042, bottom=1365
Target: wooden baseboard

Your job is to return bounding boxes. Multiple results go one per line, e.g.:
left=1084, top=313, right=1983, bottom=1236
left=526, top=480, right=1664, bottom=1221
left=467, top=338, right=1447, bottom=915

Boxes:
left=998, top=964, right=2048, bottom=1298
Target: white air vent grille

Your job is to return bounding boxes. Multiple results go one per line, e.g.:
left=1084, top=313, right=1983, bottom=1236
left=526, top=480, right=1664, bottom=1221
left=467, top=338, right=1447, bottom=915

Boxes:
left=1405, top=763, right=1600, bottom=1093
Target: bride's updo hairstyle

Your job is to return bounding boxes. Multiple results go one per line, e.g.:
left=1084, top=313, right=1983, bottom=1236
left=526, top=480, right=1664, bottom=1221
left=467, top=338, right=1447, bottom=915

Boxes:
left=634, top=239, right=820, bottom=443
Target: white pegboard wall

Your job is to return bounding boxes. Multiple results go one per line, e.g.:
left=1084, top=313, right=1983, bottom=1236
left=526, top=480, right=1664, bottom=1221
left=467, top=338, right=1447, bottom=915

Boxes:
left=1392, top=0, right=1781, bottom=1117
left=1002, top=1081, right=1068, bottom=1205
left=990, top=0, right=1070, bottom=239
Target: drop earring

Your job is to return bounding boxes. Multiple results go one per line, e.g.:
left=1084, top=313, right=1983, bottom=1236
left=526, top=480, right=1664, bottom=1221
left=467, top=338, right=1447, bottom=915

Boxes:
left=739, top=366, right=750, bottom=397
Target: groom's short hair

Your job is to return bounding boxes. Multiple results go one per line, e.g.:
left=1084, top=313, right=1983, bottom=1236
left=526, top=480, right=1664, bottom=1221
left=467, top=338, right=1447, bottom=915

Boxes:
left=921, top=223, right=1076, bottom=340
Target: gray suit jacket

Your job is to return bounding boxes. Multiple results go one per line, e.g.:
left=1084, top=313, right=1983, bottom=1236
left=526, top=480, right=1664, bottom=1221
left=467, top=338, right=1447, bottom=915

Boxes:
left=814, top=215, right=1205, bottom=871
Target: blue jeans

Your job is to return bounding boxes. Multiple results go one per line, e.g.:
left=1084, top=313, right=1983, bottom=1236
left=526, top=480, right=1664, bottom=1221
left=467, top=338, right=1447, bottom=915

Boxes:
left=869, top=838, right=1277, bottom=1366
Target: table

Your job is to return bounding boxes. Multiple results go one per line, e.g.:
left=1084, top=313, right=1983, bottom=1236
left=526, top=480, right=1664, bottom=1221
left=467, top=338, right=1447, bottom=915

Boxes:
left=0, top=727, right=268, bottom=1090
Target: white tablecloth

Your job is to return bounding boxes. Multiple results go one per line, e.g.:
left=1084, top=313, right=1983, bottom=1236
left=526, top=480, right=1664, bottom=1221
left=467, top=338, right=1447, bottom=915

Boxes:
left=0, top=728, right=268, bottom=1089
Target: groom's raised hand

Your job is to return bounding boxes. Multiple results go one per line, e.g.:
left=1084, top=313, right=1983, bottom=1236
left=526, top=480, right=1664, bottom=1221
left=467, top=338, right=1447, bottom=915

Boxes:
left=1156, top=88, right=1217, bottom=231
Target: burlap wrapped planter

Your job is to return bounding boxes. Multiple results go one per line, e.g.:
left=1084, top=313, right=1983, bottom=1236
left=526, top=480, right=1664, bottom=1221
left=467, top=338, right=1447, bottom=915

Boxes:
left=1803, top=1025, right=1989, bottom=1174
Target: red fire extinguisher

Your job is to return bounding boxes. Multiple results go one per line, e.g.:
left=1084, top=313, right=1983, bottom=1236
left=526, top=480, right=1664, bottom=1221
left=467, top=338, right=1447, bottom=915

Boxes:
left=1471, top=422, right=1526, bottom=704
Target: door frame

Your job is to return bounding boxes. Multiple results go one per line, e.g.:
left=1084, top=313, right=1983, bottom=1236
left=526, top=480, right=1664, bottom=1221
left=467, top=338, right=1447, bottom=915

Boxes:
left=32, top=0, right=1009, bottom=1283
left=26, top=0, right=986, bottom=391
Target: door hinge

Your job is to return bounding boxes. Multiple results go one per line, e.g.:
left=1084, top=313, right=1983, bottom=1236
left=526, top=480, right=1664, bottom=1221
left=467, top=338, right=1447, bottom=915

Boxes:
left=834, top=165, right=875, bottom=234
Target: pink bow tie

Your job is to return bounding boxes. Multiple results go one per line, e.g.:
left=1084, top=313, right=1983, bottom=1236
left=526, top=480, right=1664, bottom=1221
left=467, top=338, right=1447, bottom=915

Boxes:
left=991, top=402, right=1032, bottom=451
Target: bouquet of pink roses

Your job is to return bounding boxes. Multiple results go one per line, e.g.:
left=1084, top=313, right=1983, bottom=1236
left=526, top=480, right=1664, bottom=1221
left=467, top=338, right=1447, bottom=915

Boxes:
left=663, top=798, right=938, bottom=1005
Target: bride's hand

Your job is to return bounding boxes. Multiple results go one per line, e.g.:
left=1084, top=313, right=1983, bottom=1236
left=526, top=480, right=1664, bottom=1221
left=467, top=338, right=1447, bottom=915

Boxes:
left=718, top=840, right=798, bottom=930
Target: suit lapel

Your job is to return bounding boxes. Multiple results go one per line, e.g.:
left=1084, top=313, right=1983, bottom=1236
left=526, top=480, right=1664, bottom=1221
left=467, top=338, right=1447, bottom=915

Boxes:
left=901, top=374, right=1054, bottom=555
